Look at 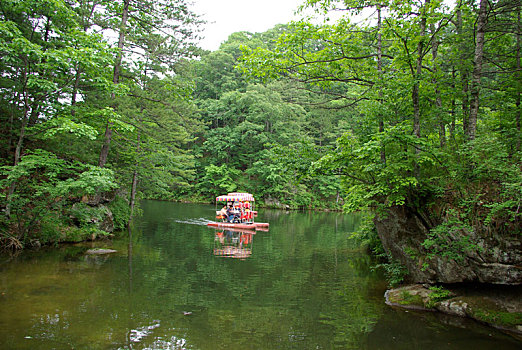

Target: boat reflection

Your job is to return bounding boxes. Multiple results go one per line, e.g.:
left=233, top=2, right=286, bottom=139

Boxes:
left=213, top=228, right=255, bottom=259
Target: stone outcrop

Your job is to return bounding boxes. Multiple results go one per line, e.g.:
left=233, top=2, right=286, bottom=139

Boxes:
left=70, top=203, right=114, bottom=234
left=386, top=284, right=522, bottom=338
left=94, top=205, right=114, bottom=233
left=374, top=206, right=522, bottom=285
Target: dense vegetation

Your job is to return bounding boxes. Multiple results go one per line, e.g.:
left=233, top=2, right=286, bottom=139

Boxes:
left=1, top=0, right=520, bottom=252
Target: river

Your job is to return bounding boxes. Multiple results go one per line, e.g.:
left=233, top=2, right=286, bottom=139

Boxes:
left=0, top=200, right=520, bottom=349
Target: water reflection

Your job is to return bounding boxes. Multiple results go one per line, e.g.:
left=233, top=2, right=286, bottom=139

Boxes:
left=0, top=201, right=520, bottom=349
left=212, top=228, right=254, bottom=259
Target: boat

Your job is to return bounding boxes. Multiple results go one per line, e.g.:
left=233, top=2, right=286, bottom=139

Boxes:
left=207, top=192, right=269, bottom=231
left=207, top=222, right=268, bottom=230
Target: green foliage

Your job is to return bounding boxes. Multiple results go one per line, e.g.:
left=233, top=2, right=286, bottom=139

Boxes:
left=349, top=213, right=384, bottom=257
left=37, top=213, right=65, bottom=246
left=108, top=196, right=131, bottom=231
left=68, top=203, right=103, bottom=228
left=421, top=210, right=482, bottom=263
left=2, top=0, right=521, bottom=252
left=377, top=259, right=409, bottom=288
left=0, top=0, right=203, bottom=248
left=397, top=290, right=424, bottom=307
left=471, top=309, right=522, bottom=328
left=452, top=136, right=522, bottom=231
left=238, top=2, right=519, bottom=192
left=426, top=286, right=452, bottom=308
left=0, top=149, right=117, bottom=247
left=351, top=214, right=409, bottom=287
left=197, top=164, right=241, bottom=199
left=62, top=225, right=107, bottom=243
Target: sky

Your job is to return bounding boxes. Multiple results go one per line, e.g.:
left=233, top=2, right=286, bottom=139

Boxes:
left=190, top=0, right=306, bottom=51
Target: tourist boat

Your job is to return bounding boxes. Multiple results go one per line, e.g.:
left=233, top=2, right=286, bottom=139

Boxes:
left=207, top=192, right=269, bottom=231
left=207, top=221, right=269, bottom=230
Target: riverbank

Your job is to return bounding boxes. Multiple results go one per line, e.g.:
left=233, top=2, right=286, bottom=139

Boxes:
left=385, top=284, right=522, bottom=340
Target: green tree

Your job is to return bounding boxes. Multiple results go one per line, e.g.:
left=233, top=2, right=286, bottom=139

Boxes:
left=0, top=0, right=113, bottom=216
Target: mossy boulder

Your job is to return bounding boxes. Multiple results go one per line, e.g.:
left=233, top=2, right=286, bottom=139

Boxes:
left=70, top=203, right=114, bottom=233
left=386, top=284, right=522, bottom=337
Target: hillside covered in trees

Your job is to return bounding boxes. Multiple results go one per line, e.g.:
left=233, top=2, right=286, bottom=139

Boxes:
left=1, top=0, right=520, bottom=288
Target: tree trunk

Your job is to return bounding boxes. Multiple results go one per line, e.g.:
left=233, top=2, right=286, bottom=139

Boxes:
left=129, top=131, right=141, bottom=221
left=6, top=105, right=29, bottom=217
left=6, top=85, right=20, bottom=157
left=112, top=0, right=130, bottom=89
left=98, top=0, right=130, bottom=168
left=27, top=103, right=40, bottom=126
left=377, top=4, right=386, bottom=164
left=450, top=69, right=457, bottom=144
left=98, top=123, right=113, bottom=167
left=462, top=77, right=470, bottom=135
left=71, top=63, right=81, bottom=107
left=412, top=0, right=429, bottom=145
left=456, top=5, right=470, bottom=137
left=468, top=0, right=489, bottom=141
left=5, top=63, right=31, bottom=217
left=430, top=23, right=445, bottom=148
left=72, top=1, right=97, bottom=110
left=515, top=5, right=522, bottom=152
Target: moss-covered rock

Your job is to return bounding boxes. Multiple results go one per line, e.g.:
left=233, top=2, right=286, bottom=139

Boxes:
left=386, top=284, right=522, bottom=338
left=385, top=284, right=434, bottom=310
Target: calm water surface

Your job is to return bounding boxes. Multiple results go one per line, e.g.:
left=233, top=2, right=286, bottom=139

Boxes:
left=0, top=201, right=520, bottom=349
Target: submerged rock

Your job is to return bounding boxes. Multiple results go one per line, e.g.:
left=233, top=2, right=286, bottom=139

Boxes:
left=85, top=248, right=117, bottom=255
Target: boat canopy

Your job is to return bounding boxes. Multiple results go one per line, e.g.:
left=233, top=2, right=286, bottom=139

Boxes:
left=216, top=192, right=255, bottom=202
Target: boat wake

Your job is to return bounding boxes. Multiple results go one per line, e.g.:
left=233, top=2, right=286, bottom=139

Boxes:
left=174, top=218, right=213, bottom=226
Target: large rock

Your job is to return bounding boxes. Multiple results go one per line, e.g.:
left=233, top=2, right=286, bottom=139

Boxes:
left=96, top=205, right=114, bottom=233
left=70, top=203, right=114, bottom=233
left=374, top=206, right=522, bottom=285
left=386, top=284, right=522, bottom=337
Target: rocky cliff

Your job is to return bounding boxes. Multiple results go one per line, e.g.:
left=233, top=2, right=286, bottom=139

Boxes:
left=374, top=205, right=522, bottom=285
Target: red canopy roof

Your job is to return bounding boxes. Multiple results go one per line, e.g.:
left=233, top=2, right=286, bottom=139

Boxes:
left=216, top=192, right=255, bottom=202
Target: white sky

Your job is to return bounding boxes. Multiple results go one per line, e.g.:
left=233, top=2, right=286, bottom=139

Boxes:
left=191, top=0, right=306, bottom=51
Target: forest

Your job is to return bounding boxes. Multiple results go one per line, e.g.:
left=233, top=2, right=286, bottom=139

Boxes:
left=0, top=0, right=520, bottom=258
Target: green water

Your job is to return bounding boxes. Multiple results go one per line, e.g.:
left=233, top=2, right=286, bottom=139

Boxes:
left=0, top=200, right=520, bottom=349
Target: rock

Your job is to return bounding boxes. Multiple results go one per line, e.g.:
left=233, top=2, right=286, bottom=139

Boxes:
left=70, top=203, right=114, bottom=233
left=81, top=192, right=116, bottom=206
left=85, top=248, right=117, bottom=255
left=385, top=284, right=432, bottom=310
left=374, top=206, right=522, bottom=284
left=386, top=284, right=522, bottom=337
left=97, top=206, right=114, bottom=233
left=28, top=239, right=41, bottom=249
left=437, top=299, right=468, bottom=317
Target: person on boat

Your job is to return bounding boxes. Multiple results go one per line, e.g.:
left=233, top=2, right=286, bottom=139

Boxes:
left=218, top=205, right=227, bottom=221
left=241, top=201, right=251, bottom=223
left=232, top=202, right=241, bottom=222
left=226, top=203, right=235, bottom=223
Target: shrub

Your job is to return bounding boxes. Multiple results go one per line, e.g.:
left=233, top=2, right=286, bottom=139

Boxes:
left=108, top=196, right=131, bottom=231
left=426, top=286, right=452, bottom=308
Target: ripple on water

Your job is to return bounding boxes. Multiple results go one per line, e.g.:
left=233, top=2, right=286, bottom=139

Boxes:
left=173, top=218, right=213, bottom=226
